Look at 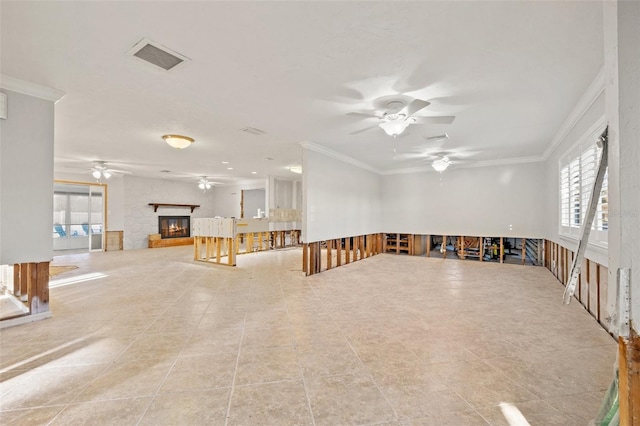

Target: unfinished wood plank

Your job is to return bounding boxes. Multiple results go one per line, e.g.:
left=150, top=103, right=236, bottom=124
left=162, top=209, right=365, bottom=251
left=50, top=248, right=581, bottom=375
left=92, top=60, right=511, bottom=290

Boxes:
left=327, top=239, right=332, bottom=270
left=500, top=237, right=504, bottom=264
left=360, top=235, right=365, bottom=260
left=228, top=238, right=235, bottom=266
left=618, top=330, right=640, bottom=426
left=442, top=235, right=448, bottom=259
left=559, top=247, right=563, bottom=282
left=13, top=264, right=20, bottom=297
left=345, top=238, right=351, bottom=264
left=20, top=263, right=29, bottom=301
left=426, top=235, right=431, bottom=258
left=302, top=243, right=308, bottom=274
left=315, top=242, right=321, bottom=273
left=521, top=238, right=526, bottom=265
left=353, top=236, right=358, bottom=261
left=28, top=262, right=50, bottom=314
left=247, top=233, right=254, bottom=253
left=479, top=237, right=484, bottom=262
left=216, top=237, right=222, bottom=263
left=459, top=236, right=465, bottom=260
left=336, top=239, right=342, bottom=267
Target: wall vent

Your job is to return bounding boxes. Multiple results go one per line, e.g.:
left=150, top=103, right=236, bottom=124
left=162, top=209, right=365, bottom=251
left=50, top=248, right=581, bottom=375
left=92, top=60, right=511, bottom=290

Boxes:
left=128, top=38, right=189, bottom=71
left=241, top=127, right=266, bottom=135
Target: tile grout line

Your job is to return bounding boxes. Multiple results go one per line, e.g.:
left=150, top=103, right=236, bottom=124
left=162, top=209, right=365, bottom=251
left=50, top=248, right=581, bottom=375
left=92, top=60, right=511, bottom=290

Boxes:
left=133, top=270, right=229, bottom=426
left=224, top=314, right=246, bottom=426
left=277, top=271, right=316, bottom=426
left=303, top=272, right=401, bottom=423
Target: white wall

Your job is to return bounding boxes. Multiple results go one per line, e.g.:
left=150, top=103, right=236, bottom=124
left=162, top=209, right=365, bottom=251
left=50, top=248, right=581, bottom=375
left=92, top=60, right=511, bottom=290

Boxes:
left=382, top=162, right=545, bottom=238
left=0, top=90, right=54, bottom=264
left=542, top=89, right=608, bottom=266
left=122, top=176, right=216, bottom=250
left=303, top=148, right=382, bottom=242
left=603, top=0, right=640, bottom=333
left=243, top=188, right=265, bottom=218
left=210, top=179, right=267, bottom=218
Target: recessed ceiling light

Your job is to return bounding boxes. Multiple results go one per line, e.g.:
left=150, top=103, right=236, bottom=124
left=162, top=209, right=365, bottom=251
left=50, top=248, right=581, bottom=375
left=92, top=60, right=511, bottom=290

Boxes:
left=221, top=161, right=229, bottom=164
left=288, top=165, right=302, bottom=174
left=227, top=167, right=233, bottom=170
left=251, top=171, right=257, bottom=175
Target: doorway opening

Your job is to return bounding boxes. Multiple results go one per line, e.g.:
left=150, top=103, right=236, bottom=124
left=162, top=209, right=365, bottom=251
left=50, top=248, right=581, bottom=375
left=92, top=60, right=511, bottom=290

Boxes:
left=53, top=181, right=106, bottom=253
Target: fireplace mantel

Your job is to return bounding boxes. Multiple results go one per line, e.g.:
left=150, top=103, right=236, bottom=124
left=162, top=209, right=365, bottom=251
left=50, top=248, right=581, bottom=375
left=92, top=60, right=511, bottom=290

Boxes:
left=148, top=203, right=200, bottom=213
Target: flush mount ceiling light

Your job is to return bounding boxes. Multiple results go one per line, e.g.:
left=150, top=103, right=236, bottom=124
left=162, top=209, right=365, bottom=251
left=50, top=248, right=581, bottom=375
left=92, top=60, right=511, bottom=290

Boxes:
left=288, top=165, right=302, bottom=174
left=432, top=156, right=451, bottom=172
left=378, top=113, right=416, bottom=137
left=162, top=134, right=194, bottom=149
left=91, top=161, right=111, bottom=181
left=198, top=176, right=212, bottom=192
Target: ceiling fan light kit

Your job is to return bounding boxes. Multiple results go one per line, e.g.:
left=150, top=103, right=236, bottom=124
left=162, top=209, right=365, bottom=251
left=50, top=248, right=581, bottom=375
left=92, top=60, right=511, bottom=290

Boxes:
left=378, top=116, right=413, bottom=137
left=91, top=161, right=112, bottom=180
left=198, top=176, right=212, bottom=191
left=432, top=156, right=451, bottom=172
left=162, top=134, right=194, bottom=149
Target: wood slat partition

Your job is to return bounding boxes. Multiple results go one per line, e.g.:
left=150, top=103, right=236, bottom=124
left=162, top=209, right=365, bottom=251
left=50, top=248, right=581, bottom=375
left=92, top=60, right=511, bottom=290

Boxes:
left=543, top=240, right=608, bottom=329
left=1, top=261, right=51, bottom=321
left=194, top=236, right=236, bottom=266
left=303, top=234, right=383, bottom=276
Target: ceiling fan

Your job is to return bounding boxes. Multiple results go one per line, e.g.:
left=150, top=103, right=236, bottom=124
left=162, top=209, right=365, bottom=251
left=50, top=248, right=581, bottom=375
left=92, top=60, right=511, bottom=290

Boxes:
left=90, top=161, right=130, bottom=181
left=349, top=98, right=455, bottom=137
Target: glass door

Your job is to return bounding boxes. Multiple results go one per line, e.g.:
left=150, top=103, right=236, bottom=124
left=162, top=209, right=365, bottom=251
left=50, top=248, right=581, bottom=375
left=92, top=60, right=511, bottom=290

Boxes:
left=53, top=182, right=106, bottom=252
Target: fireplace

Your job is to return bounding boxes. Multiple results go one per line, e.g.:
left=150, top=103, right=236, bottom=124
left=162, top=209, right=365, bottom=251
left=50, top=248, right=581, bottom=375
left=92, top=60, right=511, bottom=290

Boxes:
left=158, top=216, right=191, bottom=239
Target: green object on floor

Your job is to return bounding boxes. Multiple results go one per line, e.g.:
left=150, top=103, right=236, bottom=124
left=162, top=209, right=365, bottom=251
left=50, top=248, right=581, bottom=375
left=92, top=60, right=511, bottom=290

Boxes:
left=594, top=370, right=619, bottom=426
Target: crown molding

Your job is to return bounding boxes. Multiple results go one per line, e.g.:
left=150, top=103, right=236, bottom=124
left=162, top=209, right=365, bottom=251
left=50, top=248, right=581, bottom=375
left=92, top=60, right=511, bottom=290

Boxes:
left=380, top=154, right=543, bottom=175
left=0, top=74, right=66, bottom=103
left=541, top=67, right=605, bottom=160
left=300, top=141, right=380, bottom=174
left=463, top=154, right=544, bottom=169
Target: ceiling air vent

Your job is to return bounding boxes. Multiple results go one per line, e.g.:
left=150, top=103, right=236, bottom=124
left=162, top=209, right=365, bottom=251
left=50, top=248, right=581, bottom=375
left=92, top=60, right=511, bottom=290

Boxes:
left=128, top=38, right=189, bottom=71
left=241, top=127, right=266, bottom=135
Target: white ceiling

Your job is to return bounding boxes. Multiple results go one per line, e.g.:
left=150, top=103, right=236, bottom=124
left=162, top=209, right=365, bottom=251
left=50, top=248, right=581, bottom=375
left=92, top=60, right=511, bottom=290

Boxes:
left=1, top=1, right=604, bottom=184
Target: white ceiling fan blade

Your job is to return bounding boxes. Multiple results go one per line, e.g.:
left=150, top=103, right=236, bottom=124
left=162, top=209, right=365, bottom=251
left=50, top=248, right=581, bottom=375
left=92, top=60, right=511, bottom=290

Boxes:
left=413, top=115, right=456, bottom=125
left=400, top=99, right=430, bottom=117
left=350, top=125, right=379, bottom=135
left=347, top=112, right=381, bottom=120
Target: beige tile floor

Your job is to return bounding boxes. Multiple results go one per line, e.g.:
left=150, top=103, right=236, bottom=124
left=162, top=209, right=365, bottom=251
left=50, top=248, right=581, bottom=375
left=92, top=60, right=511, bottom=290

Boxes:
left=0, top=246, right=616, bottom=425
